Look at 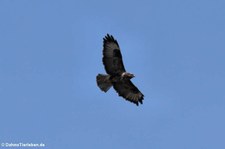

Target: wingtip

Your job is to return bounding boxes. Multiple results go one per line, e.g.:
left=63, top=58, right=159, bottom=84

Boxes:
left=103, top=34, right=119, bottom=47
left=103, top=33, right=114, bottom=40
left=137, top=93, right=144, bottom=105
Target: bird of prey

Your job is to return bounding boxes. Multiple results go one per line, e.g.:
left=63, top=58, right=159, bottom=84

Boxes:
left=96, top=34, right=144, bottom=106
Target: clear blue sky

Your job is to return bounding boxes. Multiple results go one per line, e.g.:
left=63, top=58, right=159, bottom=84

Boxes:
left=0, top=0, right=225, bottom=148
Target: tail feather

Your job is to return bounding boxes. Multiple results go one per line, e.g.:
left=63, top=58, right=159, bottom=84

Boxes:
left=96, top=74, right=112, bottom=92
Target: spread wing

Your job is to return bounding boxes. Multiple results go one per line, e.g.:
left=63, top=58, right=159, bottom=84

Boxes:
left=113, top=80, right=144, bottom=106
left=103, top=34, right=126, bottom=75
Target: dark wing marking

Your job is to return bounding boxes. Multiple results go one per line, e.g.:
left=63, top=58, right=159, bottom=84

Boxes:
left=103, top=34, right=126, bottom=75
left=113, top=80, right=144, bottom=106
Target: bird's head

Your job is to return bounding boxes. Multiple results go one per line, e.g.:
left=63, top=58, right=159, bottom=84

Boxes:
left=122, top=72, right=135, bottom=79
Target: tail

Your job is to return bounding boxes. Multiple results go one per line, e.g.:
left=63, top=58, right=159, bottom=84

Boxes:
left=96, top=74, right=112, bottom=92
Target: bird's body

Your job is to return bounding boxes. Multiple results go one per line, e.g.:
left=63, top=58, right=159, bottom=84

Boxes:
left=96, top=34, right=144, bottom=106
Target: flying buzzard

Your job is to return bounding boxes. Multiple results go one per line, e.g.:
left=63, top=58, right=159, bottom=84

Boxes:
left=96, top=34, right=144, bottom=106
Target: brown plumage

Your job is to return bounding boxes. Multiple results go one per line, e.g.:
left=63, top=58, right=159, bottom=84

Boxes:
left=96, top=34, right=144, bottom=106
